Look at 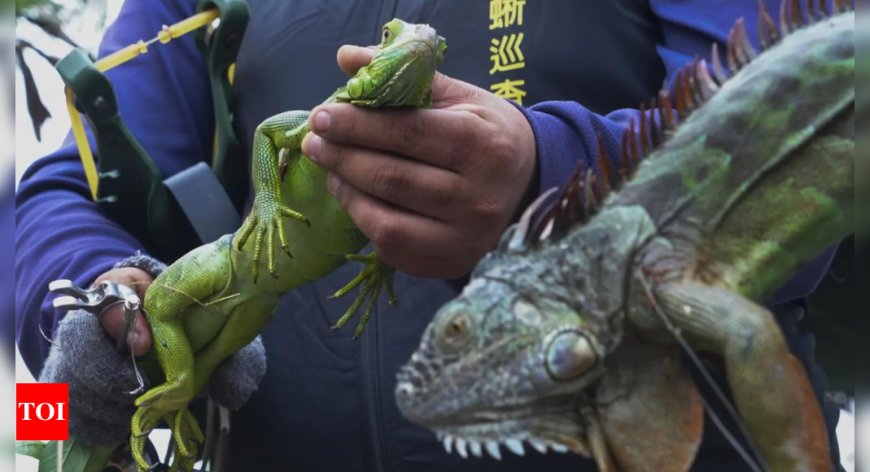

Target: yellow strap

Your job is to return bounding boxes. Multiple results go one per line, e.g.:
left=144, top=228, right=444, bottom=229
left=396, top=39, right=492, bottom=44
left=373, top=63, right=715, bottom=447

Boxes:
left=66, top=87, right=99, bottom=200
left=95, top=9, right=220, bottom=72
left=67, top=8, right=221, bottom=199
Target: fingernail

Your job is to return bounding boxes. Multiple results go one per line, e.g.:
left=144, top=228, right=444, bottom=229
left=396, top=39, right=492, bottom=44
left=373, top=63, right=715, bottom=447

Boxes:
left=303, top=134, right=322, bottom=161
left=312, top=110, right=331, bottom=132
left=328, top=173, right=341, bottom=195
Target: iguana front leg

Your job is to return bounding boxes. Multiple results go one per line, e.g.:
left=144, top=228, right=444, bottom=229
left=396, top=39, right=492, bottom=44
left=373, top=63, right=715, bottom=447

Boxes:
left=236, top=111, right=312, bottom=281
left=653, top=282, right=831, bottom=471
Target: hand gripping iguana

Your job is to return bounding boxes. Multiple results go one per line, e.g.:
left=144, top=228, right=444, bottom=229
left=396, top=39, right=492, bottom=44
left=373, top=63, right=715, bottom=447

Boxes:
left=395, top=2, right=853, bottom=471
left=127, top=19, right=446, bottom=471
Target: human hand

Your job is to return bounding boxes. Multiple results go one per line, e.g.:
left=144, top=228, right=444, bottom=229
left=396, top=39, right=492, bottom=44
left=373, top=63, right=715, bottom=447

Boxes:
left=93, top=267, right=153, bottom=357
left=92, top=265, right=267, bottom=409
left=302, top=45, right=537, bottom=279
left=37, top=265, right=269, bottom=446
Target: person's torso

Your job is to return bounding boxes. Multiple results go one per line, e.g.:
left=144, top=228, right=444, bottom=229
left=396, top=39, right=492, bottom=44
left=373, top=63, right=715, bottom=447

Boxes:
left=222, top=1, right=784, bottom=471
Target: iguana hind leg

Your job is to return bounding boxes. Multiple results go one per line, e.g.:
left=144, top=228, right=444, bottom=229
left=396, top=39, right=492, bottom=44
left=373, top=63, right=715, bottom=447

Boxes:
left=131, top=252, right=227, bottom=471
left=191, top=294, right=279, bottom=395
left=654, top=282, right=831, bottom=471
left=331, top=252, right=397, bottom=337
left=130, top=318, right=196, bottom=471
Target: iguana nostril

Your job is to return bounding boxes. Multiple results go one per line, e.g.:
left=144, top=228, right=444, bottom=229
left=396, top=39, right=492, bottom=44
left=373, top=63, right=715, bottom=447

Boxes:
left=396, top=382, right=415, bottom=397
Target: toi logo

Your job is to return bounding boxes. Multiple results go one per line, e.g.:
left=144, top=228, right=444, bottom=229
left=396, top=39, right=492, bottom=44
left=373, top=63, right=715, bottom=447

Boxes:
left=16, top=383, right=69, bottom=441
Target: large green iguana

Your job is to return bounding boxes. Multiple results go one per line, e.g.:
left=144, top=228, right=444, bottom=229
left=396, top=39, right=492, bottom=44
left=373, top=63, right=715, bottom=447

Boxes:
left=395, top=2, right=853, bottom=471
left=127, top=19, right=446, bottom=471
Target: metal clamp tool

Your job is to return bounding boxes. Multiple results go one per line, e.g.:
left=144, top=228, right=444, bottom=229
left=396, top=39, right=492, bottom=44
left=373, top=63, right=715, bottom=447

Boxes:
left=49, top=279, right=142, bottom=353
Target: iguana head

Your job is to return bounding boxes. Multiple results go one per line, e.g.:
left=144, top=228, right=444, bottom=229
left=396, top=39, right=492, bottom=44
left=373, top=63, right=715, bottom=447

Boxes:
left=338, top=19, right=446, bottom=107
left=395, top=243, right=609, bottom=459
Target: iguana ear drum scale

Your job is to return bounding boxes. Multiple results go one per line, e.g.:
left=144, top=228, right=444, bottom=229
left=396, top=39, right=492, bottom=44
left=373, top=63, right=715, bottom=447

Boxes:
left=397, top=1, right=854, bottom=470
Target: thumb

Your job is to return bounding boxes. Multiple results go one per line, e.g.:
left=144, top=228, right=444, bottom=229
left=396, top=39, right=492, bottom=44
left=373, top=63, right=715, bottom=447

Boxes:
left=93, top=267, right=153, bottom=357
left=100, top=306, right=152, bottom=357
left=337, top=44, right=376, bottom=76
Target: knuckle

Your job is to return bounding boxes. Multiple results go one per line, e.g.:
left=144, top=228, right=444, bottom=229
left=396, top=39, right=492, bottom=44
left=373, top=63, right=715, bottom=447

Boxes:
left=330, top=144, right=348, bottom=172
left=430, top=178, right=462, bottom=208
left=326, top=105, right=357, bottom=139
left=445, top=126, right=475, bottom=171
left=370, top=219, right=403, bottom=251
left=394, top=113, right=425, bottom=148
left=472, top=198, right=506, bottom=223
left=332, top=179, right=350, bottom=207
left=447, top=112, right=483, bottom=170
left=319, top=141, right=347, bottom=173
left=371, top=165, right=411, bottom=200
left=482, top=132, right=515, bottom=162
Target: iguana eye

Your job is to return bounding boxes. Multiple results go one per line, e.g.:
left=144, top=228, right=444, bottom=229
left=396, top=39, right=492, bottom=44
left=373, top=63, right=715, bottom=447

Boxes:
left=436, top=311, right=474, bottom=352
left=444, top=313, right=469, bottom=338
left=382, top=27, right=391, bottom=42
left=545, top=330, right=597, bottom=381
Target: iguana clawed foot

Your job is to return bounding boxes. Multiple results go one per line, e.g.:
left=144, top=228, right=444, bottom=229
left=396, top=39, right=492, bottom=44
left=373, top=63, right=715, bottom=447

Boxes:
left=236, top=198, right=309, bottom=282
left=130, top=406, right=203, bottom=472
left=130, top=380, right=202, bottom=471
left=331, top=252, right=397, bottom=337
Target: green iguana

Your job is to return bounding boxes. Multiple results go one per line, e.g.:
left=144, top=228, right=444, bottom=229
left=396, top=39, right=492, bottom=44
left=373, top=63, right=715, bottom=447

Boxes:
left=128, top=19, right=446, bottom=471
left=395, top=2, right=853, bottom=471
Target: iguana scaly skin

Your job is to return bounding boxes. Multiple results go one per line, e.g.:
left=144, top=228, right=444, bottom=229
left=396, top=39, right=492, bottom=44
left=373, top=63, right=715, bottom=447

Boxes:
left=128, top=20, right=446, bottom=471
left=396, top=3, right=853, bottom=471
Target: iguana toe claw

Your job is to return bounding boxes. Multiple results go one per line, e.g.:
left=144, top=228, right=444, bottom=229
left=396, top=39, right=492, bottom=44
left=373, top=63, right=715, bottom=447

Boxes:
left=244, top=202, right=309, bottom=282
left=173, top=408, right=203, bottom=459
left=331, top=253, right=397, bottom=336
left=130, top=405, right=164, bottom=471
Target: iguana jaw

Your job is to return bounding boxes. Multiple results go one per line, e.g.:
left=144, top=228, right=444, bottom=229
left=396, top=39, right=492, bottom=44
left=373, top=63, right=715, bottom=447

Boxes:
left=396, top=278, right=604, bottom=459
left=425, top=405, right=589, bottom=459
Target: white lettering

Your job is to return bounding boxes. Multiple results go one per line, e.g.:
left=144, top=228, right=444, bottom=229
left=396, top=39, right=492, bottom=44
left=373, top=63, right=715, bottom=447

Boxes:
left=17, top=402, right=35, bottom=421
left=35, top=403, right=55, bottom=421
left=18, top=402, right=66, bottom=421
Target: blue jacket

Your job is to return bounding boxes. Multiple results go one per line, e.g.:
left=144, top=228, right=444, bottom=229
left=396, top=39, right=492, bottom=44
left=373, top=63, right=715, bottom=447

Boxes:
left=16, top=0, right=840, bottom=470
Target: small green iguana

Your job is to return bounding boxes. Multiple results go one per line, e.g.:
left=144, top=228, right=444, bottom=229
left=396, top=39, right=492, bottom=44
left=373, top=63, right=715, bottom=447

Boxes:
left=395, top=2, right=853, bottom=471
left=128, top=19, right=446, bottom=471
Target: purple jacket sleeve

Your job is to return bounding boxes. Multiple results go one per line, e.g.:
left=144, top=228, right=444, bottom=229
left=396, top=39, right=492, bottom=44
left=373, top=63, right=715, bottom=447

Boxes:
left=518, top=0, right=834, bottom=302
left=15, top=0, right=214, bottom=376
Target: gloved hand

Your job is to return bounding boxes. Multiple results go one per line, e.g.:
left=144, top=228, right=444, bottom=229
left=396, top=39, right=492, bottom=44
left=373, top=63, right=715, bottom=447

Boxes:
left=39, top=254, right=267, bottom=446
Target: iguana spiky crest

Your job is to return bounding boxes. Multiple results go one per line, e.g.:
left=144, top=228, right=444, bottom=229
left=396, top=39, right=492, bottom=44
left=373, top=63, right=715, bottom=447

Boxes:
left=520, top=0, right=852, bottom=250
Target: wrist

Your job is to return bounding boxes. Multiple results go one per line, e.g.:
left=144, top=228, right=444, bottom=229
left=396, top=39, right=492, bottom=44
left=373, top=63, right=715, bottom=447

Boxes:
left=507, top=100, right=542, bottom=222
left=112, top=252, right=167, bottom=280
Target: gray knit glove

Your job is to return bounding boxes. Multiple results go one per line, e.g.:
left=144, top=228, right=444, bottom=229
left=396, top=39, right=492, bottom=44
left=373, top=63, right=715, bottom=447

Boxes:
left=208, top=336, right=267, bottom=410
left=39, top=309, right=148, bottom=446
left=39, top=254, right=268, bottom=446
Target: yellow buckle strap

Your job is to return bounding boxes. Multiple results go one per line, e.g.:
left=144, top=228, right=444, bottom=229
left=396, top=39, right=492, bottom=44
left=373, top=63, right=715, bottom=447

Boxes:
left=66, top=8, right=221, bottom=200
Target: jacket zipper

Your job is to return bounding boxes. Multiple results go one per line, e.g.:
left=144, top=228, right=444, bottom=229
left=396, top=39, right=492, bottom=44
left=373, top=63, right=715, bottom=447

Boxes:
left=367, top=3, right=400, bottom=470
left=363, top=305, right=386, bottom=472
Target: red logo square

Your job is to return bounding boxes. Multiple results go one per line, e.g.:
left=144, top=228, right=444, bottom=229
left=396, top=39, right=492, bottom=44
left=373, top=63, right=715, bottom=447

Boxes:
left=16, top=383, right=69, bottom=441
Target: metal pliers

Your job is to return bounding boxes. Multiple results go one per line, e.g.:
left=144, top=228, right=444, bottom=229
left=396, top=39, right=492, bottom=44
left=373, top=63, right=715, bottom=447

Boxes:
left=49, top=279, right=142, bottom=353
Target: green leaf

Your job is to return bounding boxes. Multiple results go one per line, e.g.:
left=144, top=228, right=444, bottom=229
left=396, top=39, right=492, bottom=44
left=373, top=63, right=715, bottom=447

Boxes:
left=32, top=440, right=119, bottom=472
left=15, top=440, right=46, bottom=459
left=83, top=445, right=118, bottom=472
left=38, top=440, right=93, bottom=472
